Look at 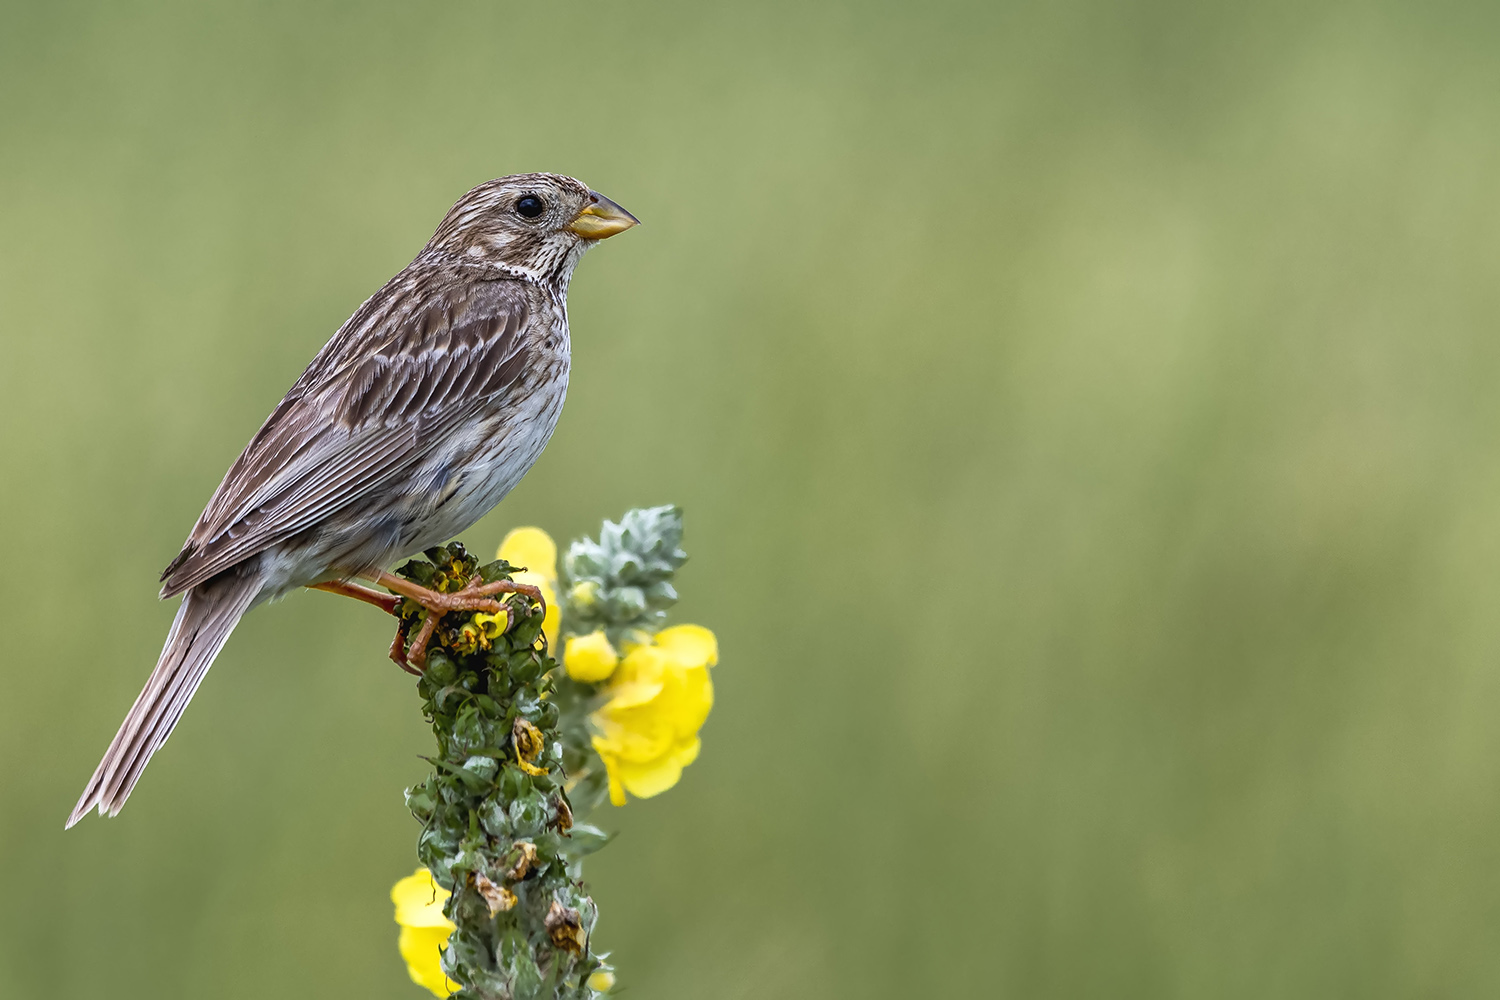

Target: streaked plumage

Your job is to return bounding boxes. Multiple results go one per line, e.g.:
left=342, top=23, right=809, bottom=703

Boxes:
left=69, top=173, right=637, bottom=827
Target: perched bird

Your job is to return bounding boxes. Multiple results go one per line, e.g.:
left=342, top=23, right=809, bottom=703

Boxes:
left=68, top=173, right=638, bottom=828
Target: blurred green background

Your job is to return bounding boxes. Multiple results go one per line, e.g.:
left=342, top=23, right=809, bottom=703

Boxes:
left=5, top=0, right=1500, bottom=996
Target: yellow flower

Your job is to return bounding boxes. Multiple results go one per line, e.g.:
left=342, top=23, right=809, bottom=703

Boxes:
left=391, top=868, right=458, bottom=997
left=564, top=630, right=620, bottom=683
left=498, top=527, right=559, bottom=649
left=588, top=968, right=617, bottom=992
left=473, top=610, right=509, bottom=640
left=590, top=624, right=717, bottom=805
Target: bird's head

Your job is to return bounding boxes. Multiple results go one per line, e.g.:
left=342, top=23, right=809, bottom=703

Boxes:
left=426, top=173, right=639, bottom=284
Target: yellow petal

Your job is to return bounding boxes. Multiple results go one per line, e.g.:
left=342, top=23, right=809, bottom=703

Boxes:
left=599, top=678, right=665, bottom=711
left=398, top=924, right=459, bottom=997
left=627, top=658, right=711, bottom=742
left=615, top=753, right=686, bottom=799
left=591, top=714, right=675, bottom=763
left=589, top=969, right=617, bottom=992
left=672, top=735, right=702, bottom=768
left=564, top=631, right=620, bottom=683
left=668, top=665, right=714, bottom=736
left=613, top=645, right=667, bottom=688
left=473, top=610, right=508, bottom=639
left=392, top=869, right=454, bottom=929
left=497, top=527, right=558, bottom=583
left=602, top=755, right=627, bottom=806
left=654, top=624, right=718, bottom=668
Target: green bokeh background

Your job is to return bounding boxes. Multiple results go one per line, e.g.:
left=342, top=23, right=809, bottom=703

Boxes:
left=5, top=1, right=1500, bottom=996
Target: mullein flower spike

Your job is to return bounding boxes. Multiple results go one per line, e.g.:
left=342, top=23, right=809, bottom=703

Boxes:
left=390, top=509, right=715, bottom=998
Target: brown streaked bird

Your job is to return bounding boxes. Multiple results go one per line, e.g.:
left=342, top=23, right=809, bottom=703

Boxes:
left=67, top=173, right=638, bottom=828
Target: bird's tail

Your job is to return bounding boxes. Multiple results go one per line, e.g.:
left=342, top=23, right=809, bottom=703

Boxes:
left=66, top=567, right=260, bottom=828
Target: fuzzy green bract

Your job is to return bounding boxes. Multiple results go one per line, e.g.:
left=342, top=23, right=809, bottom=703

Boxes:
left=561, top=505, right=687, bottom=644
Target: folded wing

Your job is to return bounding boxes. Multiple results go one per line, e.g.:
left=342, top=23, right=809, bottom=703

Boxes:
left=160, top=275, right=532, bottom=597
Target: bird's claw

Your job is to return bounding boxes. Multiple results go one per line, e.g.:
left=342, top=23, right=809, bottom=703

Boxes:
left=466, top=575, right=546, bottom=612
left=401, top=612, right=444, bottom=671
left=388, top=621, right=421, bottom=675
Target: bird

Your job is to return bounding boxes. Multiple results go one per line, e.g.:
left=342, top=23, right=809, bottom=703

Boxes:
left=67, top=173, right=638, bottom=828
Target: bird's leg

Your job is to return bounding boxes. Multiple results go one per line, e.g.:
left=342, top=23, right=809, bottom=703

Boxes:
left=308, top=579, right=403, bottom=616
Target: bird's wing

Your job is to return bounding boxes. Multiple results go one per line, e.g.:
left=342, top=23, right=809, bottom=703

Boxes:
left=159, top=275, right=533, bottom=597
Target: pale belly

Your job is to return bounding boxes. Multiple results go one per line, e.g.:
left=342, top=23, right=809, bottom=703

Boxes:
left=409, top=385, right=567, bottom=550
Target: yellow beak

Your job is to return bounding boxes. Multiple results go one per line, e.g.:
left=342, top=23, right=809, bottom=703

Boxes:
left=566, top=191, right=640, bottom=240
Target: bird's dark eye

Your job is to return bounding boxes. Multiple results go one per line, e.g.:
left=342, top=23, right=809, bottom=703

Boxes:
left=515, top=195, right=545, bottom=219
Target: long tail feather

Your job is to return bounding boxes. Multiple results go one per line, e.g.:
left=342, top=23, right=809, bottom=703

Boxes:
left=67, top=567, right=261, bottom=828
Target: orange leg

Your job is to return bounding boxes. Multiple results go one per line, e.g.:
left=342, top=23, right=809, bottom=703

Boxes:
left=308, top=579, right=403, bottom=616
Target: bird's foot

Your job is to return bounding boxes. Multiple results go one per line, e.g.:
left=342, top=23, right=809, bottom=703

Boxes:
left=371, top=569, right=543, bottom=616
left=401, top=612, right=444, bottom=670
left=370, top=570, right=546, bottom=670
